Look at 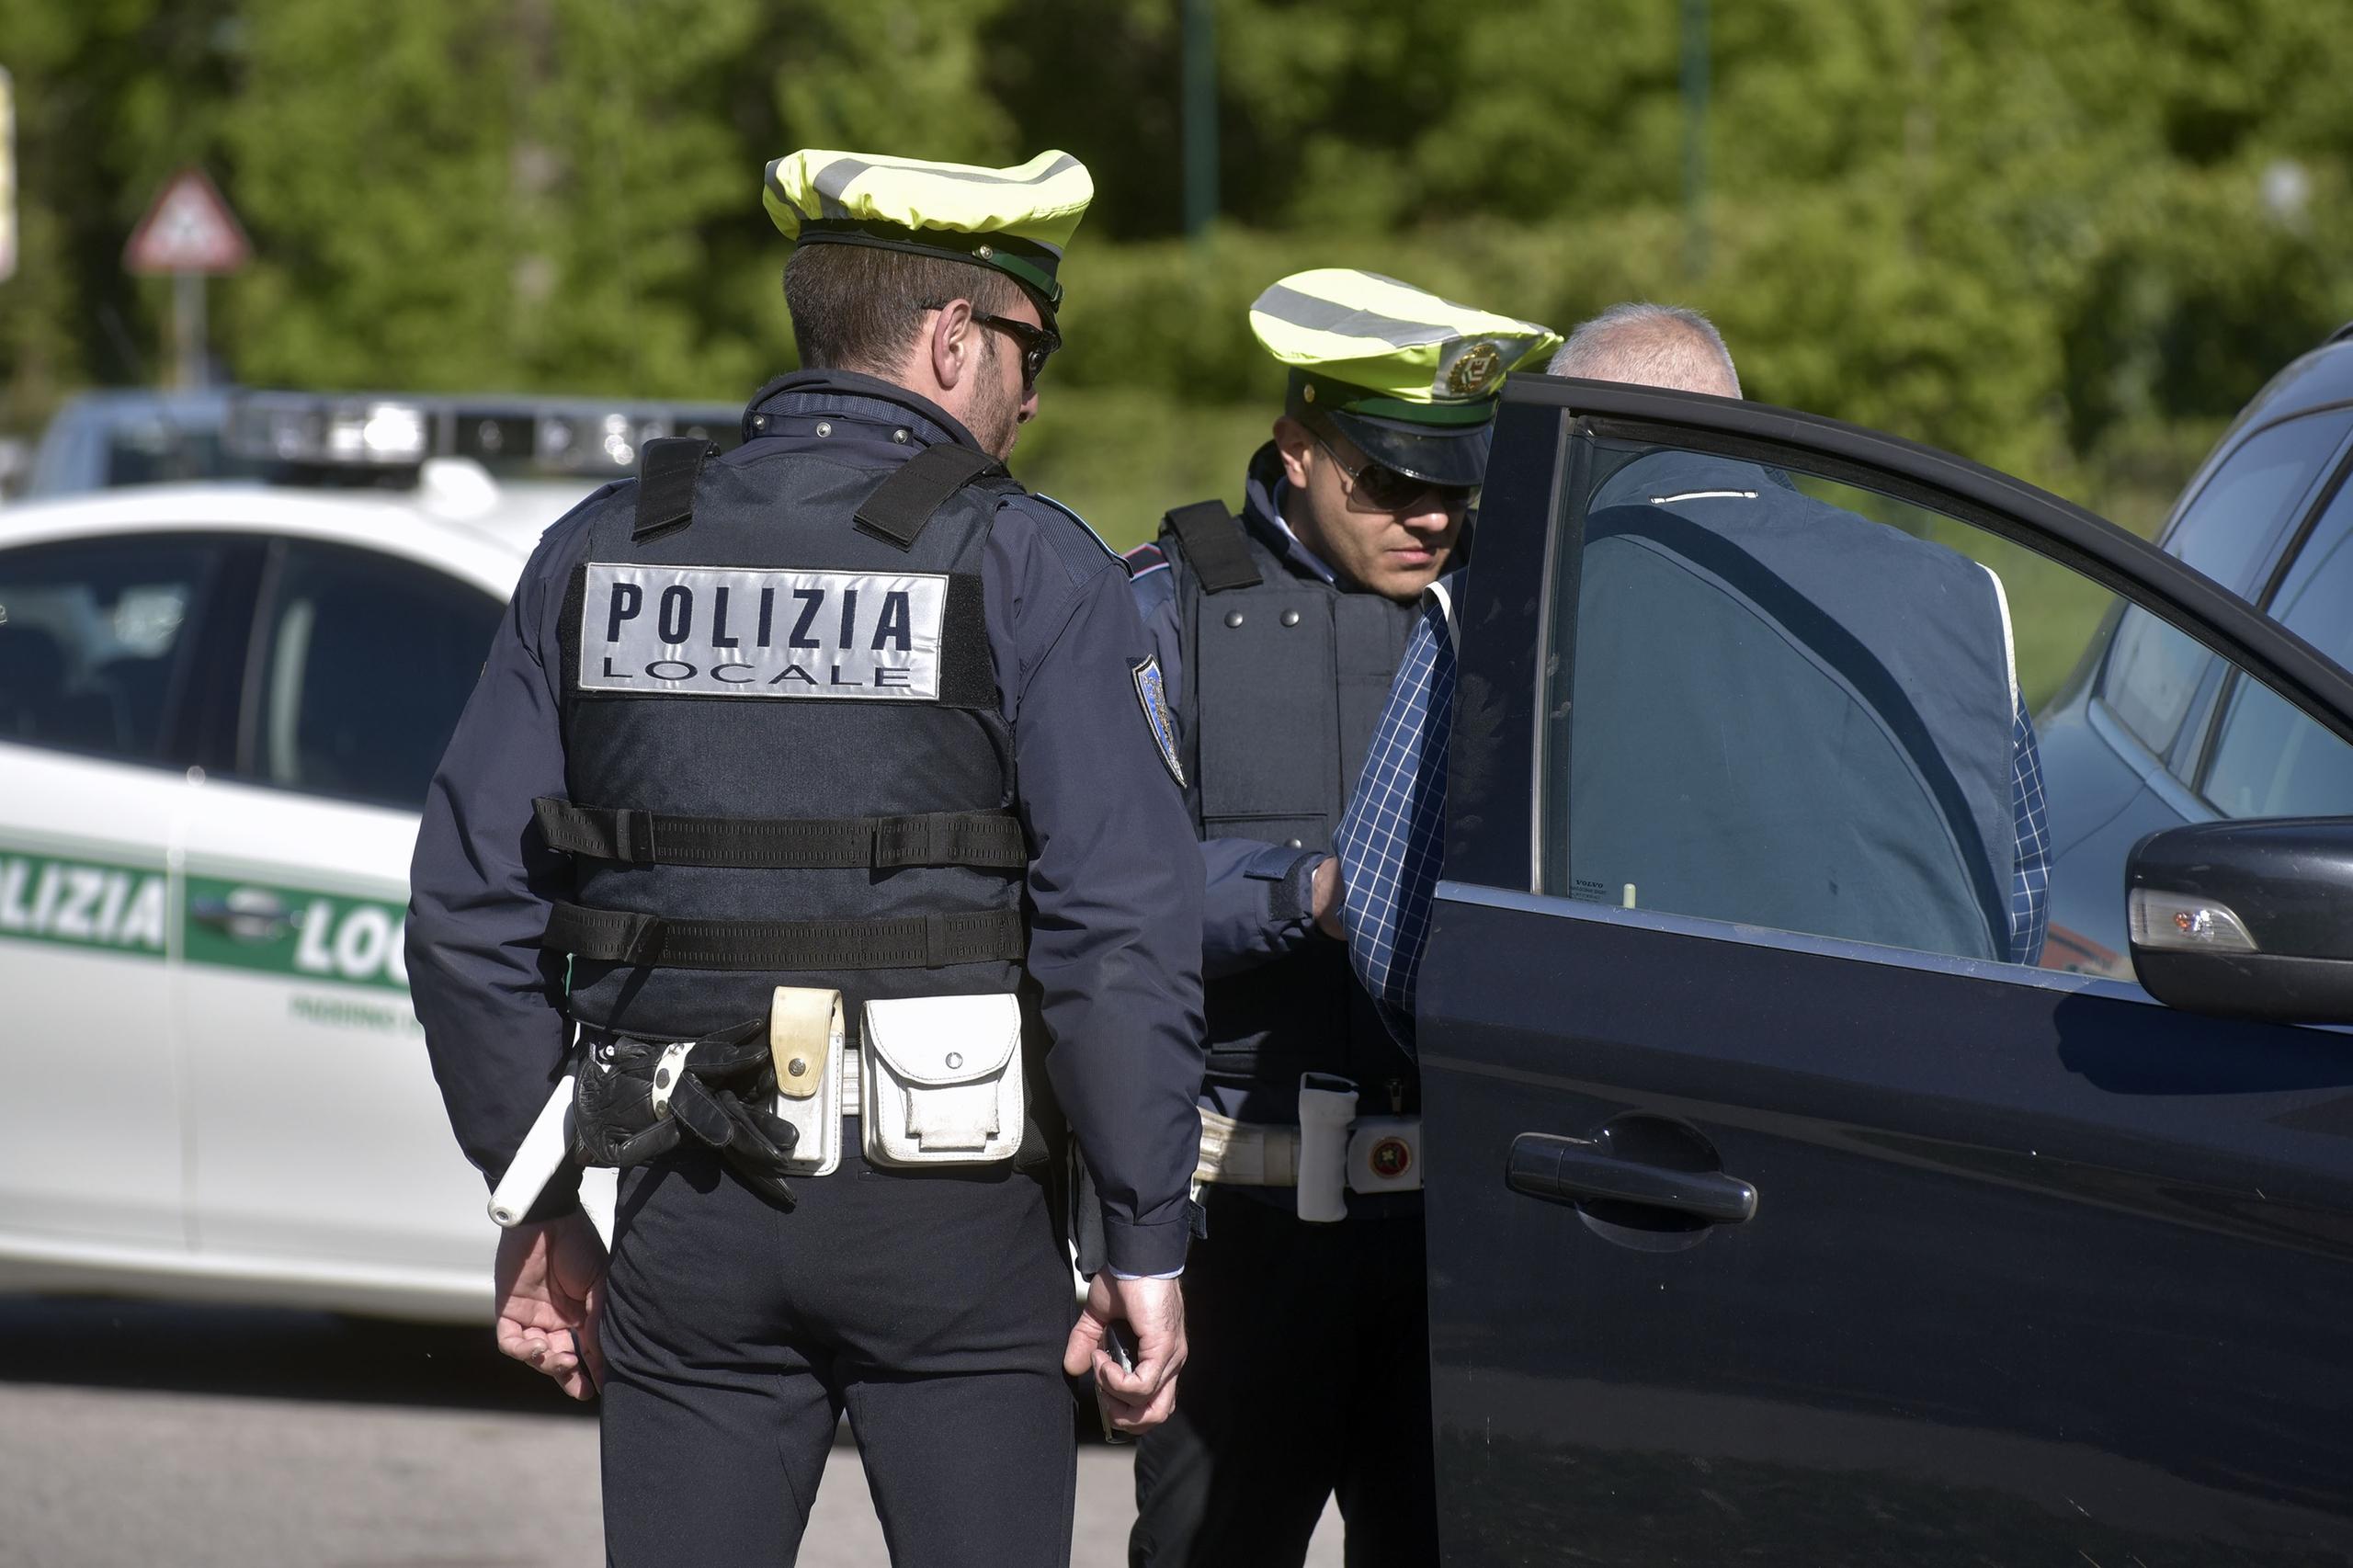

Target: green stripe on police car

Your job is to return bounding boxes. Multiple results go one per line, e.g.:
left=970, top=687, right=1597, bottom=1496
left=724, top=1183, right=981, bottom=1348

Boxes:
left=182, top=875, right=409, bottom=992
left=1, top=846, right=412, bottom=992
left=0, top=848, right=169, bottom=956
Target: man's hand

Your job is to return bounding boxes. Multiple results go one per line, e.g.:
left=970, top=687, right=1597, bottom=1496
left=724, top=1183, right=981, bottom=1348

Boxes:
left=1063, top=1272, right=1187, bottom=1433
left=494, top=1210, right=608, bottom=1401
left=1311, top=853, right=1346, bottom=941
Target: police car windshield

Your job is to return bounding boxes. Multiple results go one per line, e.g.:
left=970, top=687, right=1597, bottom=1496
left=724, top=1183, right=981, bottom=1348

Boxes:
left=103, top=430, right=272, bottom=489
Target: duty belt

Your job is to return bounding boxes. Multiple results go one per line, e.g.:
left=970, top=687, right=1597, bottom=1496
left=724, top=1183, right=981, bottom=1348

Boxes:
left=1193, top=1108, right=1300, bottom=1187
left=1193, top=1100, right=1423, bottom=1221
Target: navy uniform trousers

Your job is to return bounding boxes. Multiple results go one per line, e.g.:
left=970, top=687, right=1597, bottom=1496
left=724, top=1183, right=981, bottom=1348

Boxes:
left=598, top=1131, right=1078, bottom=1566
left=1131, top=1187, right=1438, bottom=1568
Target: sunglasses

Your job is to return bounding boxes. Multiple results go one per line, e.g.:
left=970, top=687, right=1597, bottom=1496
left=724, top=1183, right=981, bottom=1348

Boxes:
left=919, top=301, right=1062, bottom=390
left=1310, top=430, right=1479, bottom=515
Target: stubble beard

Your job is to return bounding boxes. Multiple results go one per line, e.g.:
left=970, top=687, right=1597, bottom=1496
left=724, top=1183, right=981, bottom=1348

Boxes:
left=971, top=338, right=1022, bottom=459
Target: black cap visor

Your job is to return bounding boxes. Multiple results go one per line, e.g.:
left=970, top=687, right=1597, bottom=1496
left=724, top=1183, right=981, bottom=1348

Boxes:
left=1324, top=407, right=1493, bottom=489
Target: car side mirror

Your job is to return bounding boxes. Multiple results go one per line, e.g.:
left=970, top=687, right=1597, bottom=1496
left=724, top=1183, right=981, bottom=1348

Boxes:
left=2126, top=819, right=2353, bottom=1025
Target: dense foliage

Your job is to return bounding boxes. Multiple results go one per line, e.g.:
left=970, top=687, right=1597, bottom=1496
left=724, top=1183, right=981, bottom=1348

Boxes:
left=6, top=0, right=2351, bottom=545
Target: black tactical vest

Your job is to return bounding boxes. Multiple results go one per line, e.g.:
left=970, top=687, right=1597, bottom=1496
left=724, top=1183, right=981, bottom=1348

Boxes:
left=542, top=437, right=1031, bottom=1044
left=1160, top=500, right=1420, bottom=1104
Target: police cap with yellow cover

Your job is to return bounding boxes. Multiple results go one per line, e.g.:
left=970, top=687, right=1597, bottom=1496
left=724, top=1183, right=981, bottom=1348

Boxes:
left=764, top=149, right=1094, bottom=324
left=1252, top=269, right=1560, bottom=487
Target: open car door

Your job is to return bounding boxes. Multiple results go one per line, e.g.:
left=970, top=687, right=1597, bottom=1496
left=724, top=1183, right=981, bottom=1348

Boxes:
left=1419, top=378, right=2353, bottom=1565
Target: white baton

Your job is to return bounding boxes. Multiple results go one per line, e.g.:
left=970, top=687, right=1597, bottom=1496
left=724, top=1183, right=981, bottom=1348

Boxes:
left=488, top=1074, right=577, bottom=1228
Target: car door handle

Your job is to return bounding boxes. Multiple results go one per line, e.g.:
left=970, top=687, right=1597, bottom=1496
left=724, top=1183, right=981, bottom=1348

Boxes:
left=188, top=894, right=292, bottom=943
left=1506, top=1132, right=1757, bottom=1225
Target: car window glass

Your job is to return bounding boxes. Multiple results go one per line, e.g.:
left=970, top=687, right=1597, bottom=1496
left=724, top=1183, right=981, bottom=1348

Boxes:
left=1538, top=439, right=2350, bottom=988
left=0, top=534, right=217, bottom=764
left=2200, top=493, right=2353, bottom=818
left=252, top=541, right=500, bottom=811
left=2165, top=409, right=2353, bottom=590
left=2096, top=410, right=2353, bottom=758
left=103, top=426, right=268, bottom=490
left=2098, top=608, right=2209, bottom=757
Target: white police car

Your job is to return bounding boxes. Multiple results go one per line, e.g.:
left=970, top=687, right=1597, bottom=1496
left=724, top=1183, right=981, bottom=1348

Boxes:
left=0, top=392, right=731, bottom=1321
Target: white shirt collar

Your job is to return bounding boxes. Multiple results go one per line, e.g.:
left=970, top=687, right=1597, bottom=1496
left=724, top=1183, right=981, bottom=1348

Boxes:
left=1266, top=477, right=1338, bottom=585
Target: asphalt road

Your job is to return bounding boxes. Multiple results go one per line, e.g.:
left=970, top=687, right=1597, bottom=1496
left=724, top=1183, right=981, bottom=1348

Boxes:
left=0, top=1296, right=1341, bottom=1567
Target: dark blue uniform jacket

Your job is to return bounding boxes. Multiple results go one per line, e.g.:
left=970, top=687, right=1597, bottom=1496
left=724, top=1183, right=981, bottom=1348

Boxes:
left=407, top=370, right=1208, bottom=1278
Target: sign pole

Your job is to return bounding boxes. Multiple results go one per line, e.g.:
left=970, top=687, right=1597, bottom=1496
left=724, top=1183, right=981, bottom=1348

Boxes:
left=1182, top=0, right=1218, bottom=243
left=173, top=270, right=206, bottom=389
left=0, top=66, right=17, bottom=286
left=1682, top=0, right=1711, bottom=278
left=124, top=168, right=249, bottom=388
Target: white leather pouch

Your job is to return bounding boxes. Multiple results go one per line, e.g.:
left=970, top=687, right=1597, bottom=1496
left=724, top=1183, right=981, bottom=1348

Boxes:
left=860, top=993, right=1025, bottom=1167
left=769, top=986, right=845, bottom=1177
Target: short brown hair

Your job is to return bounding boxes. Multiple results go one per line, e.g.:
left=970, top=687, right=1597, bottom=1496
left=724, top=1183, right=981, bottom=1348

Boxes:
left=783, top=244, right=1029, bottom=374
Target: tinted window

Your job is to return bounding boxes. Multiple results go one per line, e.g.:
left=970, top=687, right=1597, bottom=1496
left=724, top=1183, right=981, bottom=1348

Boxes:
left=0, top=535, right=216, bottom=763
left=103, top=428, right=267, bottom=490
left=2166, top=409, right=2353, bottom=590
left=2099, top=409, right=2353, bottom=757
left=251, top=542, right=501, bottom=810
left=1534, top=439, right=2333, bottom=982
left=1542, top=446, right=2049, bottom=969
left=2200, top=492, right=2353, bottom=818
left=2099, top=609, right=2208, bottom=757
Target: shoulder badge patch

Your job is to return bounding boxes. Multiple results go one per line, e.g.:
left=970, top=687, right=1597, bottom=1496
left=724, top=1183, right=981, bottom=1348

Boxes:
left=1131, top=656, right=1185, bottom=787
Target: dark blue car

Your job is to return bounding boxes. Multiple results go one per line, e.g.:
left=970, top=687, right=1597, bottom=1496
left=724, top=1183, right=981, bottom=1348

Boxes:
left=1424, top=370, right=2353, bottom=1562
left=2038, top=328, right=2353, bottom=979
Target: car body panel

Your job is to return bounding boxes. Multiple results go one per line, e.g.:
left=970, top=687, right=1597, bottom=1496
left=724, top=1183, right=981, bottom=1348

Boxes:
left=175, top=776, right=488, bottom=1278
left=0, top=481, right=551, bottom=593
left=0, top=747, right=187, bottom=1250
left=1423, top=890, right=2353, bottom=1564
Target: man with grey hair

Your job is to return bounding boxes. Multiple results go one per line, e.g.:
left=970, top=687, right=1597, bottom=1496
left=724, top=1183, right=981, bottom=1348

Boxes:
left=1328, top=304, right=2051, bottom=1052
left=1551, top=301, right=1741, bottom=397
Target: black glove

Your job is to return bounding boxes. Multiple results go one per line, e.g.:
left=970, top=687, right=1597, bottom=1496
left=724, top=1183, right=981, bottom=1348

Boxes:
left=570, top=1019, right=801, bottom=1209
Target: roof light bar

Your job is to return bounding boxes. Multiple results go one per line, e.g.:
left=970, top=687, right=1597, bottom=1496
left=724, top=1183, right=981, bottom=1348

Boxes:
left=226, top=392, right=742, bottom=475
left=228, top=394, right=432, bottom=469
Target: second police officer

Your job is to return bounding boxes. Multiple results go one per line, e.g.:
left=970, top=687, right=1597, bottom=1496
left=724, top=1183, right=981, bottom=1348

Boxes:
left=405, top=148, right=1206, bottom=1566
left=1123, top=269, right=1558, bottom=1566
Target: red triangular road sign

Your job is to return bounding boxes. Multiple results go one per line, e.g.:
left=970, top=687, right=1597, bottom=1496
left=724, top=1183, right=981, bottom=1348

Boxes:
left=125, top=167, right=250, bottom=276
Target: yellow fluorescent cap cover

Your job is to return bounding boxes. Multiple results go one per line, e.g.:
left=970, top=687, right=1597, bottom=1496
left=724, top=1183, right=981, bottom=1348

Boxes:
left=764, top=148, right=1094, bottom=255
left=1251, top=268, right=1560, bottom=403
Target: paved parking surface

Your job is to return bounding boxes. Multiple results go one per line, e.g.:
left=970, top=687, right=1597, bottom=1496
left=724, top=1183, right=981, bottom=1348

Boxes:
left=0, top=1298, right=1339, bottom=1566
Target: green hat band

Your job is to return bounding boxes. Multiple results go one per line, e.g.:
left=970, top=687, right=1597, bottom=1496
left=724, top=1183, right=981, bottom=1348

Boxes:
left=793, top=219, right=1063, bottom=312
left=1290, top=369, right=1498, bottom=426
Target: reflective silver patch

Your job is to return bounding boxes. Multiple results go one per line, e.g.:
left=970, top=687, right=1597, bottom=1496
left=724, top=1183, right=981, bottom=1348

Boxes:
left=579, top=562, right=949, bottom=700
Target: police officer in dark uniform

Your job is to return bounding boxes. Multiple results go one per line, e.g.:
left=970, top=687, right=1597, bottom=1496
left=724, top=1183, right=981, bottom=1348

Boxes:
left=406, top=147, right=1205, bottom=1567
left=1121, top=269, right=1557, bottom=1567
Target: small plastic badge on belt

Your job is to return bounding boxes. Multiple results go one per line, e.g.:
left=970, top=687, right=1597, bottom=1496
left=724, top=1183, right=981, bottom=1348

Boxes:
left=769, top=986, right=841, bottom=1102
